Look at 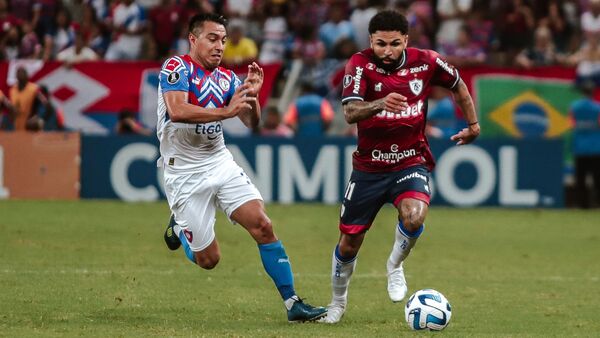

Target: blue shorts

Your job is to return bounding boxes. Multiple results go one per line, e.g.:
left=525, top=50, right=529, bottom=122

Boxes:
left=339, top=165, right=431, bottom=234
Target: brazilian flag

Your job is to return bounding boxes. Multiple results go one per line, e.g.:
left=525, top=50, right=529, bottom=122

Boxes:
left=475, top=76, right=581, bottom=138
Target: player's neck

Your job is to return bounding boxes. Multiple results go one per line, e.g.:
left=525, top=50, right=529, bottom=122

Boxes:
left=188, top=54, right=217, bottom=72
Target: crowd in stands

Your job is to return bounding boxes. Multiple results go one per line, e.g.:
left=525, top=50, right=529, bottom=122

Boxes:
left=2, top=0, right=600, bottom=136
left=1, top=0, right=598, bottom=67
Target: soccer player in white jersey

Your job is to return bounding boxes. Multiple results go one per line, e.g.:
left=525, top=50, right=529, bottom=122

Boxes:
left=157, top=13, right=327, bottom=322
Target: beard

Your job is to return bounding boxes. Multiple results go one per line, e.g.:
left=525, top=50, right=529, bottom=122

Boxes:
left=373, top=56, right=401, bottom=73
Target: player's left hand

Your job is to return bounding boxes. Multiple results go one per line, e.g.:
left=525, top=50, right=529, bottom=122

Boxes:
left=244, top=62, right=264, bottom=97
left=450, top=123, right=480, bottom=145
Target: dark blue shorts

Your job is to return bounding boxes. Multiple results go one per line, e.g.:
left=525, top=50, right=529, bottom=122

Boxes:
left=339, top=165, right=431, bottom=234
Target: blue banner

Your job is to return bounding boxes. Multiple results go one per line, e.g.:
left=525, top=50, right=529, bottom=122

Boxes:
left=81, top=136, right=564, bottom=207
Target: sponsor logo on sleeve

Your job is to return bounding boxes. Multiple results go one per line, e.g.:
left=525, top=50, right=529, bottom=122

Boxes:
left=165, top=58, right=181, bottom=72
left=343, top=74, right=352, bottom=88
left=167, top=71, right=180, bottom=84
left=436, top=57, right=455, bottom=76
left=353, top=66, right=363, bottom=94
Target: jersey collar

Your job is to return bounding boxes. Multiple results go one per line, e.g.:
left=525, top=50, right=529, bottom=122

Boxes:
left=396, top=49, right=407, bottom=70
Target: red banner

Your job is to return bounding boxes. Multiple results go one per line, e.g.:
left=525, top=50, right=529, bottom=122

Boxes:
left=0, top=61, right=281, bottom=134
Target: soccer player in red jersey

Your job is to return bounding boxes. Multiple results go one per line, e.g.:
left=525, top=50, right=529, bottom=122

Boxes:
left=319, top=10, right=480, bottom=324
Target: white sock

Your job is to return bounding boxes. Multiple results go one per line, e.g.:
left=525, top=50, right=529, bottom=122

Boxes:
left=387, top=222, right=423, bottom=273
left=331, top=248, right=357, bottom=305
left=284, top=295, right=299, bottom=310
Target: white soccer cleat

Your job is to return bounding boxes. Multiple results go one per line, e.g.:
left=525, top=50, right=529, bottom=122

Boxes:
left=387, top=263, right=408, bottom=302
left=317, top=302, right=346, bottom=324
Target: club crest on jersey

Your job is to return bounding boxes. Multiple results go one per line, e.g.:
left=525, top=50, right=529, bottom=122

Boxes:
left=167, top=71, right=180, bottom=84
left=375, top=82, right=382, bottom=92
left=409, top=79, right=423, bottom=95
left=343, top=74, right=352, bottom=88
left=219, top=78, right=230, bottom=91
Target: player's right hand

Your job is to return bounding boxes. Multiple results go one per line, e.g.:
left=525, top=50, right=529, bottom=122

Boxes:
left=224, top=84, right=255, bottom=118
left=381, top=92, right=409, bottom=113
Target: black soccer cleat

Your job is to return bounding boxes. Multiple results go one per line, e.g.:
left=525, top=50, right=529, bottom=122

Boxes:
left=287, top=297, right=328, bottom=322
left=164, top=214, right=181, bottom=251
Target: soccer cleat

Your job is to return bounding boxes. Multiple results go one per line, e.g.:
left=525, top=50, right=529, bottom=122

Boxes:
left=317, top=302, right=346, bottom=324
left=287, top=297, right=328, bottom=322
left=163, top=214, right=181, bottom=251
left=387, top=263, right=408, bottom=302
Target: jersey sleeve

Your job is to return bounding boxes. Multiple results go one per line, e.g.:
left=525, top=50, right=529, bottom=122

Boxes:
left=159, top=56, right=189, bottom=93
left=224, top=70, right=242, bottom=105
left=341, top=54, right=369, bottom=104
left=428, top=50, right=461, bottom=90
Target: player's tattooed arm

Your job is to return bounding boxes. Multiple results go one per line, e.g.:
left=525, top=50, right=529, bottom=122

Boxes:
left=343, top=92, right=408, bottom=124
left=450, top=79, right=480, bottom=145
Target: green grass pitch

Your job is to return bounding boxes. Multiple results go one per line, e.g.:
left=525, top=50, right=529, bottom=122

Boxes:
left=1, top=200, right=599, bottom=337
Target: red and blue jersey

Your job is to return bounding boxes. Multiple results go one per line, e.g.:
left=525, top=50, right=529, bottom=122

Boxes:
left=156, top=54, right=242, bottom=171
left=341, top=48, right=460, bottom=172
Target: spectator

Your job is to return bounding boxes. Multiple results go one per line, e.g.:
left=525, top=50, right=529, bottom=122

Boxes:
left=350, top=0, right=378, bottom=51
left=291, top=23, right=326, bottom=66
left=8, top=67, right=42, bottom=131
left=0, top=88, right=17, bottom=130
left=319, top=4, right=355, bottom=56
left=223, top=19, right=258, bottom=67
left=149, top=0, right=182, bottom=59
left=539, top=0, right=573, bottom=52
left=115, top=109, right=152, bottom=135
left=284, top=82, right=335, bottom=137
left=105, top=0, right=146, bottom=61
left=568, top=33, right=600, bottom=87
left=260, top=106, right=293, bottom=137
left=56, top=30, right=99, bottom=64
left=0, top=24, right=19, bottom=60
left=440, top=25, right=486, bottom=67
left=569, top=81, right=600, bottom=208
left=258, top=2, right=288, bottom=64
left=43, top=8, right=75, bottom=61
left=497, top=0, right=536, bottom=64
left=19, top=21, right=42, bottom=59
left=581, top=0, right=600, bottom=42
left=0, top=0, right=20, bottom=40
left=435, top=0, right=473, bottom=47
left=515, top=25, right=565, bottom=69
left=26, top=85, right=65, bottom=131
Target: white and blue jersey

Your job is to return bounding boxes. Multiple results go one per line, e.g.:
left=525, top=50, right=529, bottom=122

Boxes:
left=157, top=54, right=242, bottom=171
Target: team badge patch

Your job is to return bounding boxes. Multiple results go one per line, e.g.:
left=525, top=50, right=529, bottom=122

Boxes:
left=167, top=71, right=180, bottom=84
left=409, top=79, right=423, bottom=96
left=219, top=78, right=230, bottom=91
left=375, top=82, right=382, bottom=92
left=343, top=74, right=352, bottom=88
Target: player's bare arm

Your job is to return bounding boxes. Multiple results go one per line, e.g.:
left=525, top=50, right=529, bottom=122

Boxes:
left=165, top=83, right=254, bottom=123
left=450, top=79, right=480, bottom=145
left=238, top=62, right=264, bottom=128
left=344, top=92, right=409, bottom=124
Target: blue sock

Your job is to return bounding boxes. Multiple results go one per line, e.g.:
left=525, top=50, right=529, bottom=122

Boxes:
left=178, top=231, right=196, bottom=264
left=335, top=244, right=356, bottom=263
left=258, top=240, right=295, bottom=300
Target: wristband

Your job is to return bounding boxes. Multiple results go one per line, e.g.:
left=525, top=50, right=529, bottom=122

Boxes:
left=468, top=121, right=479, bottom=126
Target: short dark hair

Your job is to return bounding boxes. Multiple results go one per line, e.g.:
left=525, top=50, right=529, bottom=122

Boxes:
left=188, top=13, right=228, bottom=35
left=368, top=10, right=408, bottom=35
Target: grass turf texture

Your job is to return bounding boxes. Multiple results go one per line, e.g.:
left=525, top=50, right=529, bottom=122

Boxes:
left=0, top=200, right=599, bottom=337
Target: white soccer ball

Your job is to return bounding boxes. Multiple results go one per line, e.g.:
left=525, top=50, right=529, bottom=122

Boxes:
left=404, top=289, right=452, bottom=331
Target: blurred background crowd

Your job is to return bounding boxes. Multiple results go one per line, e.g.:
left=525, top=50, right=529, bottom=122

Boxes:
left=2, top=0, right=600, bottom=68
